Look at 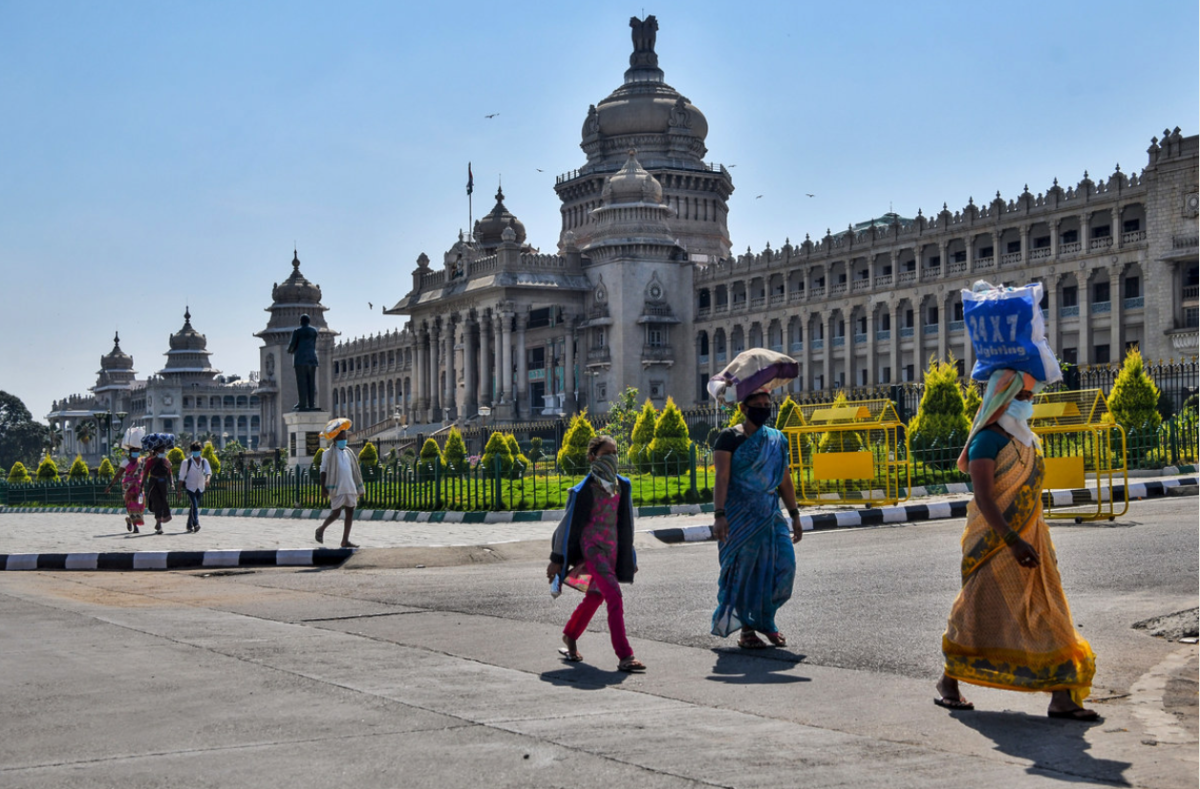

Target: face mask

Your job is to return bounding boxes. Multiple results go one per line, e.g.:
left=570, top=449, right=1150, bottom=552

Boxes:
left=336, top=439, right=348, bottom=449
left=192, top=452, right=201, bottom=459
left=590, top=453, right=618, bottom=492
left=1005, top=399, right=1034, bottom=423
left=130, top=451, right=140, bottom=458
left=744, top=405, right=771, bottom=427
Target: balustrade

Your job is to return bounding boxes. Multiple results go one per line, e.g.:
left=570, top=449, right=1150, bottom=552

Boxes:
left=1060, top=241, right=1082, bottom=254
left=974, top=256, right=995, bottom=269
left=1060, top=305, right=1080, bottom=318
left=1000, top=252, right=1021, bottom=267
left=1089, top=236, right=1113, bottom=251
left=1122, top=230, right=1147, bottom=244
left=900, top=327, right=914, bottom=338
left=875, top=329, right=891, bottom=341
left=697, top=306, right=711, bottom=319
left=829, top=283, right=847, bottom=297
left=948, top=320, right=965, bottom=332
left=853, top=333, right=867, bottom=344
left=1124, top=296, right=1144, bottom=310
left=874, top=273, right=893, bottom=287
left=832, top=336, right=845, bottom=347
left=1029, top=248, right=1051, bottom=260
left=947, top=260, right=967, bottom=274
left=851, top=279, right=870, bottom=292
left=1091, top=301, right=1112, bottom=315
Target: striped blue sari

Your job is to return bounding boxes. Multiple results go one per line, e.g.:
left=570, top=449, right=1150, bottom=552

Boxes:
left=711, top=425, right=796, bottom=637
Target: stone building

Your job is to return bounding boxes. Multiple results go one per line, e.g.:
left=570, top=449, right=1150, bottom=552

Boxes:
left=254, top=251, right=339, bottom=451
left=48, top=311, right=261, bottom=466
left=693, top=129, right=1198, bottom=399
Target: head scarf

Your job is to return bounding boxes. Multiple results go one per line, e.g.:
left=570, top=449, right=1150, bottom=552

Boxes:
left=956, top=369, right=1041, bottom=473
left=321, top=418, right=352, bottom=441
left=590, top=452, right=619, bottom=494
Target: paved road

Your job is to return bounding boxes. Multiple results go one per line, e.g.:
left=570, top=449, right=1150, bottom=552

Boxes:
left=0, top=497, right=1195, bottom=787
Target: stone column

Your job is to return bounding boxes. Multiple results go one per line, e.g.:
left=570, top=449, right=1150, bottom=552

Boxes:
left=491, top=312, right=504, bottom=404
left=1050, top=219, right=1060, bottom=258
left=1112, top=206, right=1122, bottom=249
left=966, top=235, right=975, bottom=274
left=1019, top=224, right=1030, bottom=267
left=823, top=313, right=834, bottom=391
left=414, top=328, right=427, bottom=422
left=937, top=241, right=948, bottom=280
left=1079, top=271, right=1092, bottom=365
left=515, top=312, right=529, bottom=419
left=444, top=318, right=457, bottom=421
left=937, top=293, right=949, bottom=366
left=1110, top=268, right=1124, bottom=357
left=1045, top=279, right=1059, bottom=355
left=429, top=320, right=442, bottom=422
left=865, top=310, right=876, bottom=387
left=478, top=311, right=492, bottom=407
left=891, top=303, right=902, bottom=383
left=992, top=230, right=1002, bottom=268
left=563, top=316, right=576, bottom=416
left=1080, top=213, right=1091, bottom=252
left=463, top=312, right=477, bottom=418
left=501, top=312, right=514, bottom=405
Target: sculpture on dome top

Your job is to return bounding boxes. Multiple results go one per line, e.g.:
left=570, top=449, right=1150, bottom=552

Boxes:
left=629, top=15, right=658, bottom=68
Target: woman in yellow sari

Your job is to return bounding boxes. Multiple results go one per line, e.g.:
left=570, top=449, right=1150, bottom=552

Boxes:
left=936, top=369, right=1099, bottom=721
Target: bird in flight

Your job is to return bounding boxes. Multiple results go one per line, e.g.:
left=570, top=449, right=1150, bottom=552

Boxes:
left=755, top=195, right=763, bottom=199
left=806, top=194, right=815, bottom=198
left=728, top=164, right=737, bottom=168
left=368, top=302, right=373, bottom=310
left=484, top=113, right=499, bottom=119
left=536, top=168, right=543, bottom=172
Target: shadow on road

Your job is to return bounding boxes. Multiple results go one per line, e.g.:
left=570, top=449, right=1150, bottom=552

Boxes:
left=707, top=648, right=811, bottom=685
left=949, top=709, right=1130, bottom=785
left=539, top=662, right=632, bottom=691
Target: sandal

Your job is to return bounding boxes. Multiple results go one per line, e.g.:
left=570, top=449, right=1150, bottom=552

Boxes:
left=125, top=517, right=133, bottom=532
left=618, top=657, right=646, bottom=673
left=314, top=528, right=324, bottom=544
left=341, top=541, right=359, bottom=549
left=559, top=635, right=583, bottom=662
left=1048, top=708, right=1100, bottom=721
left=934, top=696, right=975, bottom=711
left=765, top=632, right=787, bottom=647
left=737, top=631, right=769, bottom=649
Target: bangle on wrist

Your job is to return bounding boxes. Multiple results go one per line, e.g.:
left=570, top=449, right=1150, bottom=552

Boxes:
left=788, top=508, right=800, bottom=518
left=1002, top=530, right=1019, bottom=546
left=714, top=509, right=726, bottom=517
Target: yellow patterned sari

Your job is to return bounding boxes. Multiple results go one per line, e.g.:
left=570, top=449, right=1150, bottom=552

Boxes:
left=942, top=439, right=1096, bottom=704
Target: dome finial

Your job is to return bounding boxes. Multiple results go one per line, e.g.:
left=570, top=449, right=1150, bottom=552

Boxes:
left=292, top=248, right=301, bottom=272
left=113, top=331, right=120, bottom=347
left=184, top=305, right=191, bottom=323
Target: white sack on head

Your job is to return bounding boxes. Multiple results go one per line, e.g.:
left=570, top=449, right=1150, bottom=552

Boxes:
left=707, top=348, right=799, bottom=403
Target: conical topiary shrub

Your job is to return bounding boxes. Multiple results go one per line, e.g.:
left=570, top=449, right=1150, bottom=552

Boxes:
left=628, top=399, right=658, bottom=472
left=167, top=446, right=185, bottom=467
left=907, top=356, right=971, bottom=454
left=504, top=433, right=530, bottom=478
left=36, top=453, right=59, bottom=482
left=7, top=461, right=31, bottom=484
left=962, top=380, right=983, bottom=421
left=417, top=437, right=444, bottom=481
left=202, top=442, right=221, bottom=476
left=480, top=431, right=513, bottom=478
left=443, top=428, right=468, bottom=475
left=67, top=454, right=90, bottom=480
left=648, top=397, right=693, bottom=475
left=1108, top=347, right=1162, bottom=435
left=775, top=394, right=800, bottom=430
left=97, top=457, right=115, bottom=479
left=358, top=441, right=380, bottom=467
left=311, top=447, right=324, bottom=473
left=557, top=411, right=596, bottom=474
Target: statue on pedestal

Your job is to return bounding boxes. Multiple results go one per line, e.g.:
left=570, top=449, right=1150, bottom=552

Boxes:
left=287, top=314, right=320, bottom=411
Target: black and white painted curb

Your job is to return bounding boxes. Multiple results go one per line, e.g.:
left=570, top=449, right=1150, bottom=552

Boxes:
left=649, top=477, right=1198, bottom=544
left=0, top=548, right=354, bottom=571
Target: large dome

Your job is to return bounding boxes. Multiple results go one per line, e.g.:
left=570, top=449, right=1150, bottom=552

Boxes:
left=168, top=309, right=208, bottom=352
left=473, top=187, right=527, bottom=248
left=271, top=250, right=324, bottom=305
left=100, top=332, right=133, bottom=371
left=601, top=150, right=663, bottom=205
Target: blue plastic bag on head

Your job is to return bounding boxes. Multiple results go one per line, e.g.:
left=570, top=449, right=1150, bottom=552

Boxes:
left=963, top=281, right=1062, bottom=384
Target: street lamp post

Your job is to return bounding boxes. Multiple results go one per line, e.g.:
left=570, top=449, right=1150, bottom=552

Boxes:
left=91, top=409, right=113, bottom=462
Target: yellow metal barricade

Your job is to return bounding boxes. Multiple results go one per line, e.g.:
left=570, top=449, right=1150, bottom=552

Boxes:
left=1031, top=388, right=1128, bottom=522
left=782, top=399, right=910, bottom=506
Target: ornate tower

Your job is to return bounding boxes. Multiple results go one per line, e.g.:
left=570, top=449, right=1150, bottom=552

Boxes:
left=555, top=15, right=734, bottom=263
left=92, top=332, right=136, bottom=413
left=254, top=251, right=338, bottom=450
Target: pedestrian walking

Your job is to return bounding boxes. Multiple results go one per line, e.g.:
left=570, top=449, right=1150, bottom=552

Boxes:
left=706, top=349, right=803, bottom=649
left=315, top=418, right=364, bottom=548
left=935, top=369, right=1098, bottom=720
left=106, top=426, right=146, bottom=533
left=547, top=435, right=645, bottom=672
left=140, top=434, right=177, bottom=534
left=178, top=442, right=212, bottom=533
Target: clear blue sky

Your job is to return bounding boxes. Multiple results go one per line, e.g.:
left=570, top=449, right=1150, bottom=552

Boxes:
left=2, top=0, right=1196, bottom=423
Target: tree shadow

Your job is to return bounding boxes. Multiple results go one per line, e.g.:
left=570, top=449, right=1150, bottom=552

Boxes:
left=950, top=710, right=1130, bottom=785
left=706, top=648, right=811, bottom=685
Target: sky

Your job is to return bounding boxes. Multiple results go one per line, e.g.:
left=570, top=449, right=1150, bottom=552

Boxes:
left=2, top=0, right=1197, bottom=424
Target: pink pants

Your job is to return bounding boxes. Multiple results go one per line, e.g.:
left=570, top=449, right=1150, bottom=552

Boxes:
left=563, top=560, right=633, bottom=660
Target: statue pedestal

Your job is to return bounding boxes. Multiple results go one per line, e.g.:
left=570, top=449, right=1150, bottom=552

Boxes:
left=283, top=410, right=331, bottom=470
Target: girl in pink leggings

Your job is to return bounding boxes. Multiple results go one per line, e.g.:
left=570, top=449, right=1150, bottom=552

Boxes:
left=547, top=435, right=645, bottom=672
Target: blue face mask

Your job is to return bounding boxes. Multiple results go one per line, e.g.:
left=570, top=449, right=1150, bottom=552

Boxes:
left=130, top=451, right=140, bottom=458
left=1006, top=398, right=1034, bottom=423
left=192, top=451, right=201, bottom=458
left=336, top=439, right=348, bottom=449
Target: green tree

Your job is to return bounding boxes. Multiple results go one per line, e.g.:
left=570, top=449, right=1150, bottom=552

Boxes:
left=505, top=433, right=530, bottom=476
left=962, top=380, right=983, bottom=421
left=481, top=431, right=513, bottom=477
left=311, top=447, right=325, bottom=473
left=528, top=436, right=544, bottom=461
left=167, top=446, right=185, bottom=467
left=0, top=391, right=48, bottom=467
left=605, top=387, right=641, bottom=458
left=1108, top=347, right=1163, bottom=435
left=36, top=452, right=59, bottom=481
left=202, top=441, right=222, bottom=476
left=775, top=394, right=800, bottom=430
left=218, top=440, right=246, bottom=472
left=74, top=420, right=97, bottom=454
left=628, top=399, right=658, bottom=471
left=417, top=437, right=444, bottom=480
left=557, top=410, right=596, bottom=473
left=443, top=428, right=468, bottom=473
left=907, top=356, right=971, bottom=453
left=359, top=441, right=380, bottom=467
left=7, top=461, right=31, bottom=484
left=97, top=457, right=115, bottom=480
left=67, top=454, right=90, bottom=480
left=648, top=397, right=693, bottom=475
left=727, top=406, right=745, bottom=428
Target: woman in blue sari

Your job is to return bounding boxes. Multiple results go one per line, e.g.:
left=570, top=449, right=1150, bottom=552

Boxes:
left=711, top=389, right=804, bottom=648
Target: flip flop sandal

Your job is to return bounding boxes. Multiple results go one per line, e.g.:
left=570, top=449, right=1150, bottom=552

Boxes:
left=934, top=697, right=975, bottom=711
left=558, top=647, right=584, bottom=662
left=341, top=542, right=359, bottom=549
left=125, top=517, right=133, bottom=532
left=618, top=658, right=646, bottom=673
left=765, top=632, right=787, bottom=647
left=1048, top=708, right=1100, bottom=721
left=314, top=528, right=324, bottom=544
left=738, top=634, right=769, bottom=649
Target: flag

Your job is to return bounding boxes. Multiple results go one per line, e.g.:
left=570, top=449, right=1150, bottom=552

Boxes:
left=467, top=163, right=473, bottom=196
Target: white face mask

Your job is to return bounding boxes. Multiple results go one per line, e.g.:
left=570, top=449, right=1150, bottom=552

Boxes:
left=1005, top=399, right=1034, bottom=423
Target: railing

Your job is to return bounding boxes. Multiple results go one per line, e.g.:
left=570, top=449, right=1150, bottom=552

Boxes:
left=852, top=279, right=870, bottom=292
left=697, top=306, right=711, bottom=319
left=1060, top=305, right=1080, bottom=318
left=789, top=291, right=805, bottom=303
left=1124, top=296, right=1144, bottom=309
left=921, top=266, right=941, bottom=280
left=1091, top=301, right=1112, bottom=315
left=641, top=345, right=675, bottom=363
left=974, top=256, right=995, bottom=269
left=853, top=333, right=867, bottom=344
left=714, top=303, right=729, bottom=314
left=1029, top=248, right=1052, bottom=260
left=897, top=271, right=917, bottom=285
left=769, top=293, right=785, bottom=306
left=948, top=320, right=965, bottom=332
left=698, top=354, right=710, bottom=365
left=923, top=324, right=939, bottom=335
left=1122, top=230, right=1147, bottom=244
left=1174, top=234, right=1199, bottom=249
left=1000, top=252, right=1021, bottom=267
left=1090, top=236, right=1113, bottom=250
left=750, top=296, right=766, bottom=309
left=790, top=342, right=804, bottom=353
left=730, top=300, right=748, bottom=312
left=587, top=348, right=611, bottom=363
left=830, top=283, right=847, bottom=297
left=810, top=287, right=826, bottom=299
left=529, top=368, right=546, bottom=380
left=832, top=336, right=845, bottom=347
left=1183, top=285, right=1199, bottom=300
left=875, top=330, right=891, bottom=341
left=769, top=343, right=783, bottom=352
left=1060, top=241, right=1082, bottom=254
left=810, top=339, right=825, bottom=350
left=947, top=260, right=967, bottom=274
left=875, top=274, right=892, bottom=287
left=716, top=351, right=727, bottom=362
left=900, top=327, right=914, bottom=338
